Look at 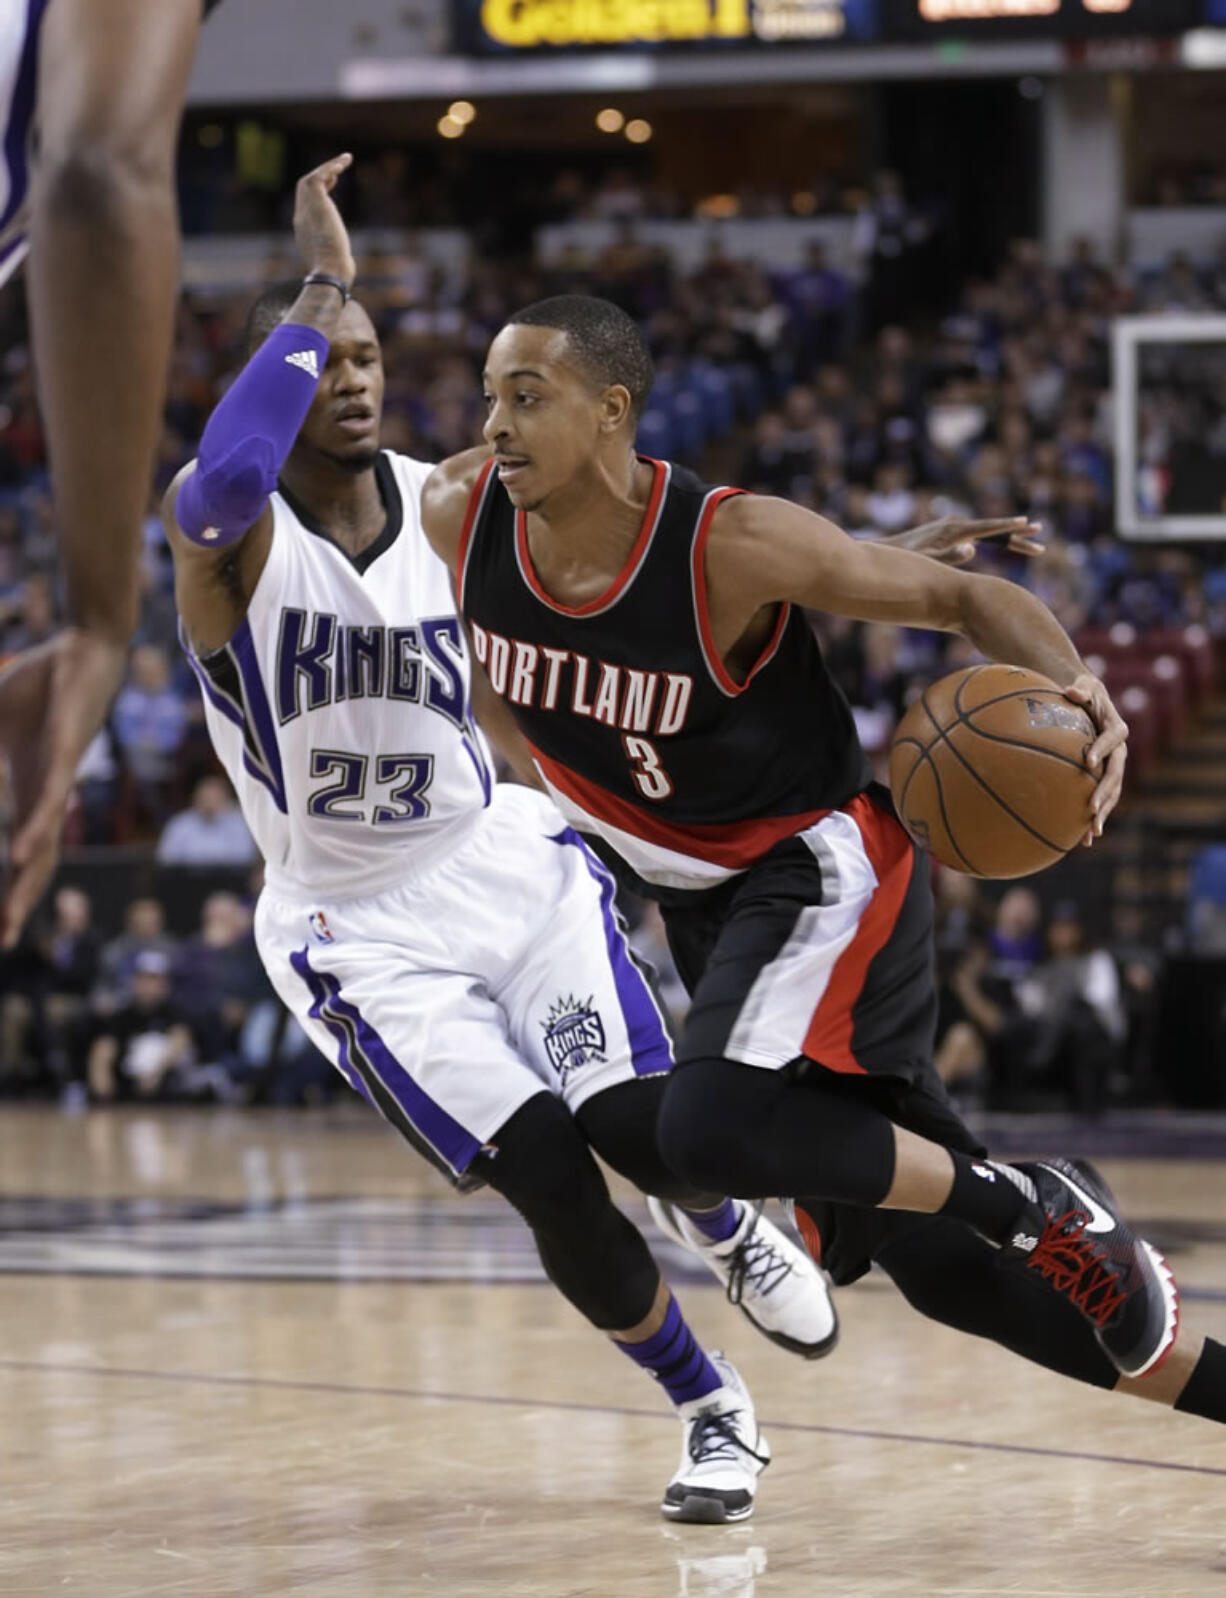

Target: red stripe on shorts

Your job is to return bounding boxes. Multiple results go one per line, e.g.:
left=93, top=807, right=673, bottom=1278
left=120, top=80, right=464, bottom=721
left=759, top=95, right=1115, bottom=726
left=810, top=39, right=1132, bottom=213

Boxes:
left=801, top=792, right=915, bottom=1075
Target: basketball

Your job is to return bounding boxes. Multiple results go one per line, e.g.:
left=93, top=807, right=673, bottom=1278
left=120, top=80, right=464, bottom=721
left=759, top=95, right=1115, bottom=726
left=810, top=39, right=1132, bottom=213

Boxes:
left=888, top=664, right=1099, bottom=879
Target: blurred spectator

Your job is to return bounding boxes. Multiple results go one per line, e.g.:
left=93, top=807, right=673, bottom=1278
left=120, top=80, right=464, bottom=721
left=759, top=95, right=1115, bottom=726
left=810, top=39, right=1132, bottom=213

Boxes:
left=113, top=645, right=189, bottom=826
left=1010, top=902, right=1127, bottom=1116
left=947, top=897, right=1127, bottom=1114
left=87, top=949, right=200, bottom=1102
left=157, top=775, right=258, bottom=867
left=94, top=896, right=179, bottom=1015
left=854, top=171, right=928, bottom=331
left=866, top=462, right=915, bottom=533
left=987, top=887, right=1044, bottom=981
left=933, top=872, right=989, bottom=1103
left=738, top=411, right=813, bottom=500
left=173, top=890, right=271, bottom=1078
left=1186, top=843, right=1226, bottom=954
left=592, top=168, right=646, bottom=221
left=840, top=623, right=910, bottom=761
left=1, top=885, right=98, bottom=1095
left=780, top=241, right=852, bottom=367
left=73, top=722, right=124, bottom=846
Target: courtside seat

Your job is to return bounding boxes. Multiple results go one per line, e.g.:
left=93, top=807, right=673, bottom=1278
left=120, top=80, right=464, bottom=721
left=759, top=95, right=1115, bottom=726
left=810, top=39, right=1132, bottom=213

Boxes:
left=1076, top=622, right=1138, bottom=660
left=1115, top=684, right=1159, bottom=781
left=1093, top=653, right=1187, bottom=746
left=1131, top=625, right=1216, bottom=705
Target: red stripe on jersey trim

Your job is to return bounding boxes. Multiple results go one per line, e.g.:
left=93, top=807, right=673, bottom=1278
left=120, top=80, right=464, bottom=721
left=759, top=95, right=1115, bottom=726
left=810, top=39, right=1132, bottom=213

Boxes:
left=690, top=489, right=790, bottom=697
left=530, top=742, right=827, bottom=870
left=515, top=457, right=668, bottom=617
left=456, top=457, right=496, bottom=609
left=801, top=793, right=915, bottom=1076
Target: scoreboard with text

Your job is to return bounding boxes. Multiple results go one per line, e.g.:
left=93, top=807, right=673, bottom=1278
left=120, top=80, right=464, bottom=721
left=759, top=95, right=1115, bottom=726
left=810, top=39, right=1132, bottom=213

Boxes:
left=455, top=0, right=1206, bottom=53
left=881, top=1, right=1204, bottom=43
left=457, top=0, right=876, bottom=52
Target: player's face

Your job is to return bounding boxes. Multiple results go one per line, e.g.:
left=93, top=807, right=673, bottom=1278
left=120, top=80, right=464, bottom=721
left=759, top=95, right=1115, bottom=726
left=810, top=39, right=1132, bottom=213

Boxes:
left=482, top=326, right=611, bottom=511
left=298, top=301, right=384, bottom=471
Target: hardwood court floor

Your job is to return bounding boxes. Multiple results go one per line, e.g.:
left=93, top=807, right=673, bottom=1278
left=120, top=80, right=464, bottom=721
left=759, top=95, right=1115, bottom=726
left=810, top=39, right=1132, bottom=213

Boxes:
left=0, top=1106, right=1224, bottom=1598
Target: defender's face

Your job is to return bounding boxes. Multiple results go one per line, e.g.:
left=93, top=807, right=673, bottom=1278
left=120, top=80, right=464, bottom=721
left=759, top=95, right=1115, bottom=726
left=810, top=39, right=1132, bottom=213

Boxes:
left=482, top=325, right=607, bottom=511
left=298, top=300, right=384, bottom=469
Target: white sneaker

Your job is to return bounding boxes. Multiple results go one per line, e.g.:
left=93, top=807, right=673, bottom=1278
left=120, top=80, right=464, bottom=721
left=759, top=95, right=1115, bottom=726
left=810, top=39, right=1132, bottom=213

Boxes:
left=648, top=1196, right=838, bottom=1359
left=663, top=1354, right=770, bottom=1524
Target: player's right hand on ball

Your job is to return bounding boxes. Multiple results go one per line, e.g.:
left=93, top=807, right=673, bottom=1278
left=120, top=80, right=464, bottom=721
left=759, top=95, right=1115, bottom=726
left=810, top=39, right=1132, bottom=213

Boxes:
left=1064, top=672, right=1128, bottom=845
left=293, top=153, right=356, bottom=290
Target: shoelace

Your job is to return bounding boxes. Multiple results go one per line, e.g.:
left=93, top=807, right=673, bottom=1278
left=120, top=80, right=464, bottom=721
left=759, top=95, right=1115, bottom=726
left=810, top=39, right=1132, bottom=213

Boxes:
left=687, top=1407, right=770, bottom=1468
left=724, top=1212, right=794, bottom=1307
left=1024, top=1208, right=1130, bottom=1330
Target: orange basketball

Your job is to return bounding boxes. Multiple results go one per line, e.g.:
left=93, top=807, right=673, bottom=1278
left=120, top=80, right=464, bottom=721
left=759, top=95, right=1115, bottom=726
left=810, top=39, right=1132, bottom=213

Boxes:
left=888, top=664, right=1098, bottom=879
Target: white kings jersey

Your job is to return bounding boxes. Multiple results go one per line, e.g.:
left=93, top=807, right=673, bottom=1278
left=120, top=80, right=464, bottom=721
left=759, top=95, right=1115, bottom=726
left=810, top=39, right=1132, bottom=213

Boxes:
left=0, top=0, right=48, bottom=288
left=183, top=451, right=495, bottom=899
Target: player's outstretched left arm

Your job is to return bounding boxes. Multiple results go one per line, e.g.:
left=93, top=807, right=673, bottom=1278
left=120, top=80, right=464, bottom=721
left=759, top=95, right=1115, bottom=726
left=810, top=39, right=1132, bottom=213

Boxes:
left=706, top=494, right=1127, bottom=839
left=0, top=0, right=202, bottom=947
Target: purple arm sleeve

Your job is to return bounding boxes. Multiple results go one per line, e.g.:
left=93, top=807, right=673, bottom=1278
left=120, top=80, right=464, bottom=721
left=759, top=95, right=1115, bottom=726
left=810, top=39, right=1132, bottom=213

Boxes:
left=175, top=322, right=331, bottom=546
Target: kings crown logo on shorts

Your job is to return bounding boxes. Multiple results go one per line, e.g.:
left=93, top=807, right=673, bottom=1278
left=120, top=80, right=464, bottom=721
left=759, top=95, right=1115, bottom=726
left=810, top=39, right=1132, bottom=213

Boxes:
left=542, top=994, right=606, bottom=1082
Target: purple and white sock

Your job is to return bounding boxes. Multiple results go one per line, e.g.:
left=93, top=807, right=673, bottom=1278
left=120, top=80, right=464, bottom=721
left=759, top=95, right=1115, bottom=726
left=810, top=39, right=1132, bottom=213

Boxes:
left=680, top=1197, right=743, bottom=1246
left=612, top=1293, right=722, bottom=1408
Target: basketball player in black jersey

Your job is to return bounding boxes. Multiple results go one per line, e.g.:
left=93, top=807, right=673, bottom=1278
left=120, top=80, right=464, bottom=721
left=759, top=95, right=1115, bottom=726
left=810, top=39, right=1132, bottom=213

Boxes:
left=0, top=0, right=217, bottom=946
left=422, top=295, right=1226, bottom=1438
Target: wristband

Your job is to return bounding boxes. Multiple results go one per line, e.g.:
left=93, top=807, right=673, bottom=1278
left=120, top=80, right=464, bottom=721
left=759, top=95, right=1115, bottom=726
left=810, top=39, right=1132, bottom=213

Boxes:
left=302, top=271, right=351, bottom=305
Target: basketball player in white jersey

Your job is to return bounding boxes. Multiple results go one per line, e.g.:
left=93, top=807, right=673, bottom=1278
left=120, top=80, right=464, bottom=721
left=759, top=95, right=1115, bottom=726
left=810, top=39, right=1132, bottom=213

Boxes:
left=0, top=0, right=215, bottom=944
left=160, top=155, right=845, bottom=1526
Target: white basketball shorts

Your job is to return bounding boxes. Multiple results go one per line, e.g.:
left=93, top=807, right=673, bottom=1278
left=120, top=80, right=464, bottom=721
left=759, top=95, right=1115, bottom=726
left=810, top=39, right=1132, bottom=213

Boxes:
left=254, top=784, right=674, bottom=1188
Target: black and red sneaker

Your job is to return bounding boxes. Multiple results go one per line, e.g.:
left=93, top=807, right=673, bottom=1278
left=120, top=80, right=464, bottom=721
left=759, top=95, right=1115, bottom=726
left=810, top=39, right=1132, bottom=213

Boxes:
left=1000, top=1157, right=1179, bottom=1379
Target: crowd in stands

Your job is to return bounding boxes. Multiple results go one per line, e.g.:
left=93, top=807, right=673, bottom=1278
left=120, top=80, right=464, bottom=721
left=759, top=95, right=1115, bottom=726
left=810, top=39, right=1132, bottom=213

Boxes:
left=2, top=165, right=1224, bottom=1110
left=0, top=874, right=329, bottom=1108
left=931, top=876, right=1158, bottom=1118
left=1147, top=165, right=1226, bottom=210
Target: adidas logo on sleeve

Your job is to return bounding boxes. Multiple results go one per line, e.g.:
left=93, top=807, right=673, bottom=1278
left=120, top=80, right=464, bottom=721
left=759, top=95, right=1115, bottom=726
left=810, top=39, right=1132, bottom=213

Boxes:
left=285, top=348, right=321, bottom=379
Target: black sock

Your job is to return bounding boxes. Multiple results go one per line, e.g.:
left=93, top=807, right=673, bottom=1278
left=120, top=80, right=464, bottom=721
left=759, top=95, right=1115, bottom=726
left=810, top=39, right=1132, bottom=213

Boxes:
left=1174, top=1338, right=1226, bottom=1425
left=937, top=1153, right=1034, bottom=1246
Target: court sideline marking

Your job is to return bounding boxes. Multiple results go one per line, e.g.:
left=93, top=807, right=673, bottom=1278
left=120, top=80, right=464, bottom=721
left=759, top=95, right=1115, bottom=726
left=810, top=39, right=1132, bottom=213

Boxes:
left=1, top=1355, right=1223, bottom=1481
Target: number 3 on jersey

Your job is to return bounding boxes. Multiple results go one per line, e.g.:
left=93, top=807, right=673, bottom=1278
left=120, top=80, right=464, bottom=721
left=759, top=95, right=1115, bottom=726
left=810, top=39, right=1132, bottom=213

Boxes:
left=623, top=735, right=673, bottom=801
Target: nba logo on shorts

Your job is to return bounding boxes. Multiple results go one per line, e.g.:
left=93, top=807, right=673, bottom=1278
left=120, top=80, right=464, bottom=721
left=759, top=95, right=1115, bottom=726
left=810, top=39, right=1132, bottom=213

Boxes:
left=309, top=910, right=335, bottom=945
left=542, top=994, right=606, bottom=1083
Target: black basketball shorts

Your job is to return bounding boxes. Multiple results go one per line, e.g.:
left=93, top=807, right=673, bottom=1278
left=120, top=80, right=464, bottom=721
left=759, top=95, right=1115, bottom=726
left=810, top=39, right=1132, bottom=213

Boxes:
left=662, top=784, right=986, bottom=1284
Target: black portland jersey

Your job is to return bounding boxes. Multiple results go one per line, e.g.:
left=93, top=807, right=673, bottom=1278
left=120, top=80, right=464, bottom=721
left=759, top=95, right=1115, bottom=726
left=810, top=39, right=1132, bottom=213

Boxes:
left=458, top=456, right=871, bottom=896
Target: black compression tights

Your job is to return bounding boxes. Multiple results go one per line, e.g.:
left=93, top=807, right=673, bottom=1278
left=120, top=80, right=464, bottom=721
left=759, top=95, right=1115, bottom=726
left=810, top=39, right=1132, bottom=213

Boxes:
left=469, top=1091, right=663, bottom=1332
left=575, top=1075, right=722, bottom=1209
left=871, top=1212, right=1118, bottom=1389
left=658, top=1056, right=898, bottom=1207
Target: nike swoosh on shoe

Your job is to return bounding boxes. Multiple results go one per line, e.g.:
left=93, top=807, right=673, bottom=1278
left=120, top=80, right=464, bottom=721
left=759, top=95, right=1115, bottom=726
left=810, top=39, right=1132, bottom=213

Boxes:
left=1036, top=1162, right=1116, bottom=1234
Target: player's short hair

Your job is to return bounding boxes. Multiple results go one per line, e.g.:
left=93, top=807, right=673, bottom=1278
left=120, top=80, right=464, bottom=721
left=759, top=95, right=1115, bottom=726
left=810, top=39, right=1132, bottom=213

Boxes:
left=507, top=295, right=654, bottom=420
left=243, top=279, right=305, bottom=355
